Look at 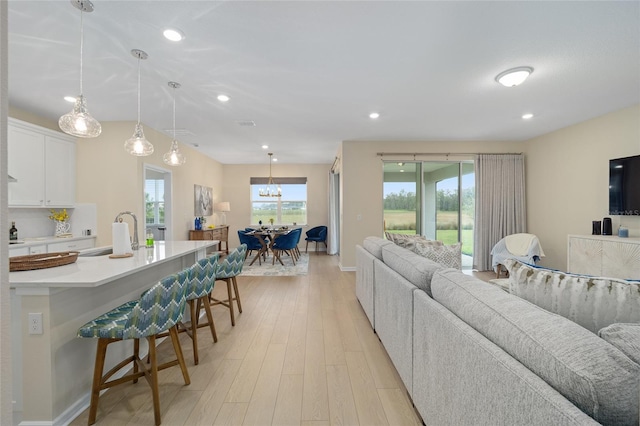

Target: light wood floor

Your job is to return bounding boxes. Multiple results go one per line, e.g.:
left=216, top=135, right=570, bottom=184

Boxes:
left=70, top=253, right=432, bottom=426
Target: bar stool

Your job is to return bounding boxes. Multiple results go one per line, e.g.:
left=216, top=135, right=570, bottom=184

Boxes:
left=210, top=244, right=247, bottom=326
left=181, top=254, right=219, bottom=364
left=77, top=270, right=191, bottom=426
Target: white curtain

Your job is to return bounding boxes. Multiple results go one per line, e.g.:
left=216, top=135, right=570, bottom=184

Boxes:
left=328, top=171, right=340, bottom=255
left=473, top=154, right=527, bottom=271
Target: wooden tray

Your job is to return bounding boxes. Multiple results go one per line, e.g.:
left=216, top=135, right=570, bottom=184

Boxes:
left=10, top=251, right=79, bottom=272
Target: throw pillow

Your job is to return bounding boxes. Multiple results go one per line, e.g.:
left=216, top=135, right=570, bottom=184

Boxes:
left=504, top=259, right=640, bottom=334
left=385, top=232, right=443, bottom=250
left=413, top=242, right=461, bottom=269
left=599, top=323, right=640, bottom=365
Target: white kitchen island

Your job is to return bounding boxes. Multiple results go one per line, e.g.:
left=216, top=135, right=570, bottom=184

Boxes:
left=10, top=240, right=219, bottom=426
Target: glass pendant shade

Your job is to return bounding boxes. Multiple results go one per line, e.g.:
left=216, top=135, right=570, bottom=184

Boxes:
left=163, top=81, right=186, bottom=166
left=59, top=0, right=101, bottom=138
left=163, top=140, right=186, bottom=166
left=259, top=153, right=282, bottom=197
left=125, top=49, right=153, bottom=156
left=59, top=95, right=102, bottom=138
left=124, top=123, right=154, bottom=156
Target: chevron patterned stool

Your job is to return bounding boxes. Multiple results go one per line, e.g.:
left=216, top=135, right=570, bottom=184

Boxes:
left=78, top=270, right=191, bottom=426
left=210, top=244, right=247, bottom=326
left=178, top=254, right=219, bottom=365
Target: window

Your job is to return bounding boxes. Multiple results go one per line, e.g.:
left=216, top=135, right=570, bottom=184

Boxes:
left=250, top=177, right=307, bottom=225
left=145, top=178, right=165, bottom=225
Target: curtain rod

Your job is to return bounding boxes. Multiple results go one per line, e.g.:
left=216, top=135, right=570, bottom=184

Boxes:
left=376, top=152, right=522, bottom=157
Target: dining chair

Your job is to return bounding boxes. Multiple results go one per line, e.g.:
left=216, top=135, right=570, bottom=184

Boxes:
left=238, top=230, right=266, bottom=264
left=305, top=225, right=327, bottom=253
left=77, top=270, right=191, bottom=425
left=211, top=244, right=247, bottom=326
left=272, top=229, right=300, bottom=265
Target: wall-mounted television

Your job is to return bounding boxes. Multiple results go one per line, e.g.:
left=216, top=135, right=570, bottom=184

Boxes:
left=609, top=154, right=640, bottom=215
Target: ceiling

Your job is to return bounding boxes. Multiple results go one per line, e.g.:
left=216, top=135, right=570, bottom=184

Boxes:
left=7, top=1, right=640, bottom=165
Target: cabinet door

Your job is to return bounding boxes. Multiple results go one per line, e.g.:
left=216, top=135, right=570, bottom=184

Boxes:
left=567, top=237, right=602, bottom=276
left=602, top=241, right=640, bottom=279
left=29, top=245, right=47, bottom=255
left=9, top=247, right=29, bottom=257
left=45, top=135, right=76, bottom=207
left=8, top=125, right=45, bottom=206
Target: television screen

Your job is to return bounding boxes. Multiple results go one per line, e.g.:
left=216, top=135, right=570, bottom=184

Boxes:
left=609, top=154, right=640, bottom=215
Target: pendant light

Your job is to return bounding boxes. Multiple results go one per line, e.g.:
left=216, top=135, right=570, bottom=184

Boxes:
left=58, top=0, right=102, bottom=138
left=259, top=153, right=282, bottom=197
left=124, top=49, right=154, bottom=156
left=163, top=82, right=187, bottom=166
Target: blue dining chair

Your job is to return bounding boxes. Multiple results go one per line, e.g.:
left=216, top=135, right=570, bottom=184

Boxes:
left=272, top=229, right=301, bottom=265
left=77, top=269, right=191, bottom=426
left=238, top=230, right=265, bottom=264
left=305, top=225, right=327, bottom=253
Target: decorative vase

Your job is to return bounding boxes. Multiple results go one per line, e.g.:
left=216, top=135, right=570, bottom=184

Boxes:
left=55, top=220, right=71, bottom=236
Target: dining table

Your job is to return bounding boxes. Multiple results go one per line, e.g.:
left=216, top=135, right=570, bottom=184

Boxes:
left=246, top=228, right=291, bottom=266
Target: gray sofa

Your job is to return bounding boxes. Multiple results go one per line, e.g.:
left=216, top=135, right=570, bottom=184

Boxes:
left=356, top=236, right=640, bottom=426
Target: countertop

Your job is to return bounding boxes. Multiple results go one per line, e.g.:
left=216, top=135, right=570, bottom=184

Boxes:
left=9, top=240, right=218, bottom=288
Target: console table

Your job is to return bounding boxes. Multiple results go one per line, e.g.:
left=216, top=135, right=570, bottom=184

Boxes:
left=567, top=234, right=640, bottom=279
left=189, top=225, right=229, bottom=254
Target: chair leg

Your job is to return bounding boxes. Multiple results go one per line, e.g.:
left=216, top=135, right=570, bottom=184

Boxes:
left=169, top=326, right=191, bottom=385
left=188, top=299, right=200, bottom=365
left=88, top=338, right=109, bottom=425
left=199, top=296, right=218, bottom=343
left=232, top=276, right=242, bottom=314
left=305, top=241, right=309, bottom=253
left=147, top=335, right=162, bottom=426
left=226, top=279, right=236, bottom=326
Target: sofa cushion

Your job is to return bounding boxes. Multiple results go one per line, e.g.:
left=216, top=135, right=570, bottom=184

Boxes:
left=599, top=323, right=640, bottom=366
left=362, top=236, right=394, bottom=260
left=385, top=232, right=443, bottom=251
left=504, top=259, right=640, bottom=334
left=431, top=269, right=640, bottom=426
left=414, top=242, right=462, bottom=269
left=381, top=243, right=443, bottom=296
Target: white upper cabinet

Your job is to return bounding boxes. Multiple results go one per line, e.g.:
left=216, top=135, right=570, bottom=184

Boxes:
left=8, top=118, right=76, bottom=208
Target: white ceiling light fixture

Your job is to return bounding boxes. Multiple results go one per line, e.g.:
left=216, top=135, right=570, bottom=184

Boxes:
left=261, top=144, right=269, bottom=149
left=259, top=153, right=282, bottom=198
left=163, top=28, right=184, bottom=42
left=495, top=66, right=534, bottom=87
left=58, top=0, right=101, bottom=138
left=217, top=94, right=230, bottom=102
left=369, top=112, right=380, bottom=119
left=522, top=113, right=534, bottom=119
left=124, top=49, right=154, bottom=156
left=163, top=81, right=187, bottom=166
left=64, top=96, right=76, bottom=103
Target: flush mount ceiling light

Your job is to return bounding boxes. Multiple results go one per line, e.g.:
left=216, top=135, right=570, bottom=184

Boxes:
left=522, top=113, right=534, bottom=119
left=58, top=0, right=101, bottom=138
left=217, top=94, right=230, bottom=102
left=163, top=28, right=184, bottom=42
left=124, top=49, right=154, bottom=156
left=369, top=112, right=380, bottom=119
left=259, top=153, right=282, bottom=197
left=262, top=144, right=269, bottom=149
left=495, top=66, right=534, bottom=87
left=163, top=81, right=187, bottom=166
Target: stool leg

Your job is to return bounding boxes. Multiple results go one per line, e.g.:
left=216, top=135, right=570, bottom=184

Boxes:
left=147, top=335, right=162, bottom=426
left=200, top=296, right=218, bottom=343
left=188, top=299, right=199, bottom=365
left=133, top=338, right=140, bottom=384
left=169, top=326, right=191, bottom=385
left=226, top=279, right=235, bottom=326
left=232, top=276, right=242, bottom=314
left=88, top=338, right=109, bottom=425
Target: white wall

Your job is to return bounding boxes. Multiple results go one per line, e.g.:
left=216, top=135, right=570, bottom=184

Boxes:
left=525, top=104, right=640, bottom=270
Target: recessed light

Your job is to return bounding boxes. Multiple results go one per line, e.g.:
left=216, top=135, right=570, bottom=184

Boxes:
left=217, top=94, right=230, bottom=102
left=495, top=66, right=533, bottom=87
left=64, top=96, right=76, bottom=103
left=163, top=28, right=185, bottom=42
left=369, top=112, right=380, bottom=119
left=262, top=145, right=269, bottom=149
left=522, top=113, right=534, bottom=119
left=400, top=169, right=405, bottom=173
left=273, top=157, right=278, bottom=162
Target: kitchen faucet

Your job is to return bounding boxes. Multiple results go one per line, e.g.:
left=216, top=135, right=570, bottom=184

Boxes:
left=114, top=211, right=139, bottom=250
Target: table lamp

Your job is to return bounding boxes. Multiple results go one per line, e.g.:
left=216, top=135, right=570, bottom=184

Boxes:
left=215, top=202, right=230, bottom=225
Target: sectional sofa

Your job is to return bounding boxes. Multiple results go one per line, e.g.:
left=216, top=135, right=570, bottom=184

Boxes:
left=355, top=236, right=639, bottom=426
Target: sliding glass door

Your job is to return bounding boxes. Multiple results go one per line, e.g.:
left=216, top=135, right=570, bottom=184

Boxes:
left=384, top=160, right=474, bottom=269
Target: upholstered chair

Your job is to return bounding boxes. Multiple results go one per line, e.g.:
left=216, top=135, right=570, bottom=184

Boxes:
left=305, top=225, right=327, bottom=252
left=211, top=244, right=247, bottom=326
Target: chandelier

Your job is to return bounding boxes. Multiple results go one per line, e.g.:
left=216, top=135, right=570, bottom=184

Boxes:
left=259, top=153, right=282, bottom=197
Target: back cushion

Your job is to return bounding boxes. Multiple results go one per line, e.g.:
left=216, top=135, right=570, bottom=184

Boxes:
left=599, top=323, right=640, bottom=366
left=413, top=242, right=462, bottom=269
left=381, top=243, right=443, bottom=296
left=363, top=236, right=394, bottom=260
left=385, top=232, right=443, bottom=251
left=504, top=259, right=640, bottom=333
left=431, top=269, right=640, bottom=426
